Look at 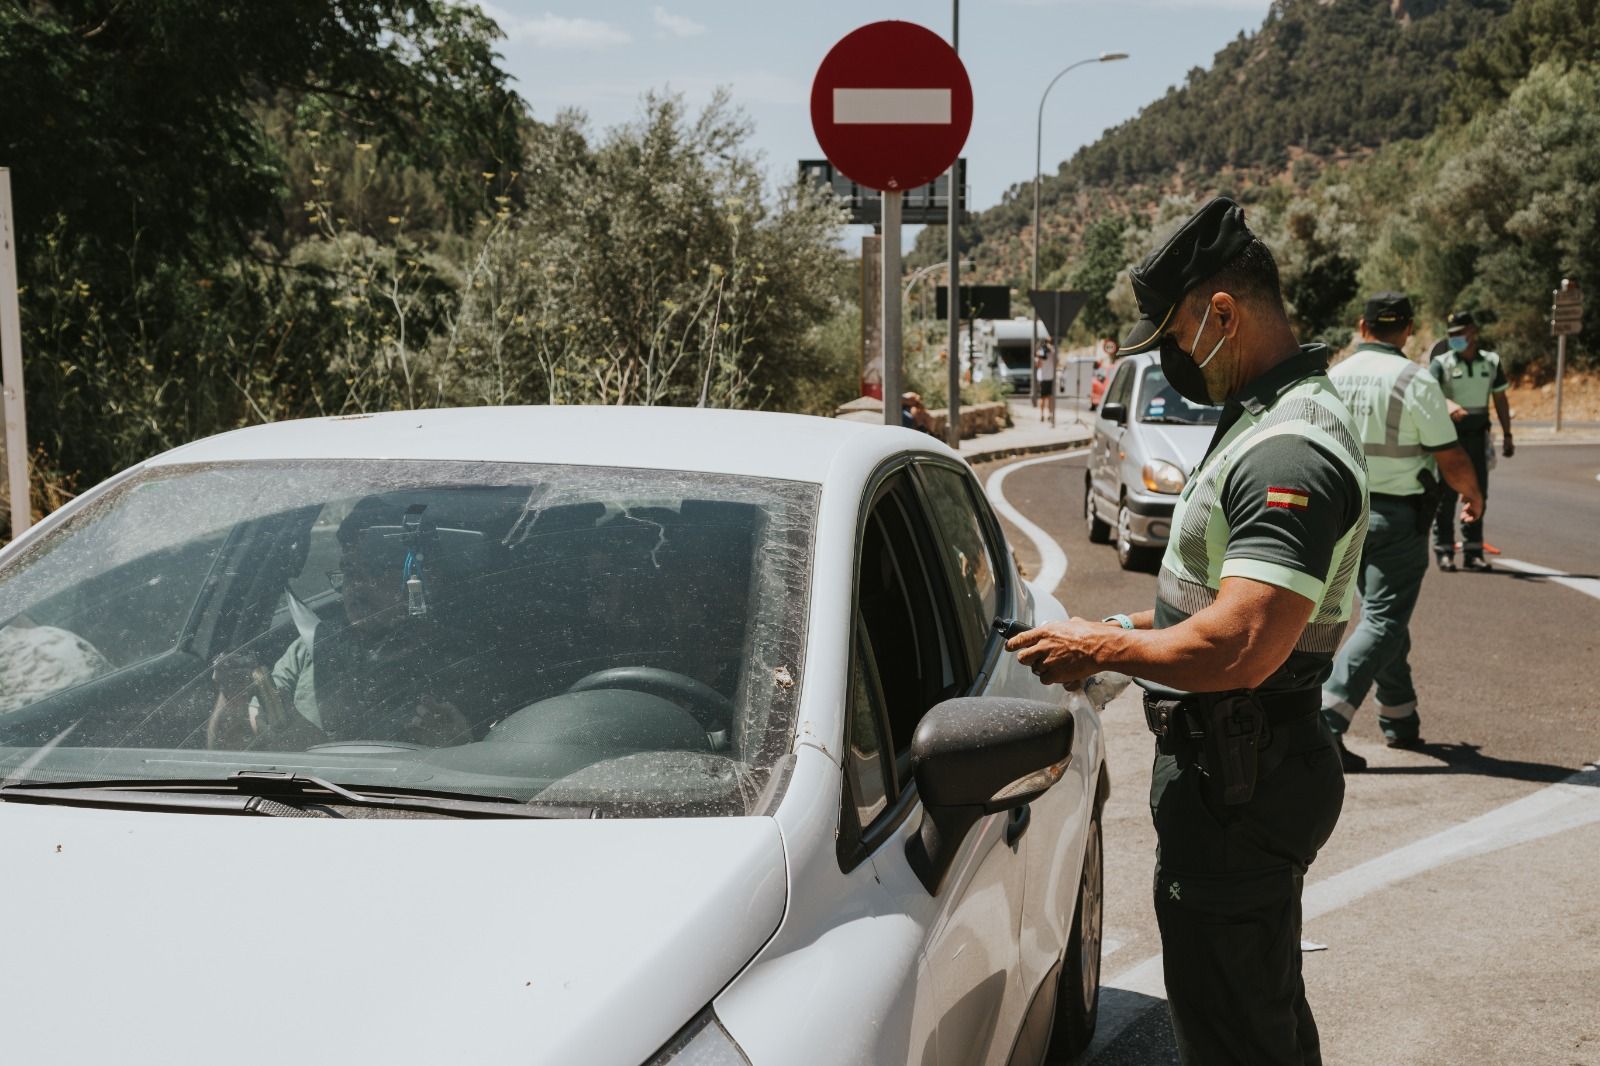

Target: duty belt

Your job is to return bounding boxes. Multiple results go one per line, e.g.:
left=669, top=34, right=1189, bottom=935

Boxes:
left=1142, top=688, right=1318, bottom=738
left=1143, top=688, right=1320, bottom=805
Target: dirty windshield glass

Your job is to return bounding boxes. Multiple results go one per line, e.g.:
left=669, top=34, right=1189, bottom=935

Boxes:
left=0, top=461, right=815, bottom=817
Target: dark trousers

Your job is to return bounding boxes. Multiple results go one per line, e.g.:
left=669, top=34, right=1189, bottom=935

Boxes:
left=1433, top=429, right=1489, bottom=556
left=1150, top=714, right=1345, bottom=1065
left=1323, top=496, right=1429, bottom=738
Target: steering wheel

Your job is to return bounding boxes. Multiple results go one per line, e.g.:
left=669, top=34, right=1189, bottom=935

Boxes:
left=565, top=667, right=734, bottom=737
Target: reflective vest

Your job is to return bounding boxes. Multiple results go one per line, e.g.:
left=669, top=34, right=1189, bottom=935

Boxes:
left=1156, top=360, right=1369, bottom=692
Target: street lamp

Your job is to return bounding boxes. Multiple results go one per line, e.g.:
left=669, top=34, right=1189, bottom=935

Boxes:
left=1031, top=51, right=1129, bottom=412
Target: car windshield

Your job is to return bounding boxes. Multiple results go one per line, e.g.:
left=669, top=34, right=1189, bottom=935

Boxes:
left=1137, top=366, right=1223, bottom=424
left=0, top=460, right=815, bottom=817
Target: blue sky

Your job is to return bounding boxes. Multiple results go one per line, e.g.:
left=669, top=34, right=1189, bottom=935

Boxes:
left=485, top=0, right=1274, bottom=212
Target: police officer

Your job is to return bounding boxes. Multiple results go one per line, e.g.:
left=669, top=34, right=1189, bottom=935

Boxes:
left=1321, top=294, right=1485, bottom=770
left=1008, top=198, right=1362, bottom=1065
left=1430, top=310, right=1513, bottom=570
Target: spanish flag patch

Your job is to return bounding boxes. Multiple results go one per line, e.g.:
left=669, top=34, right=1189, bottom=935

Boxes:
left=1266, top=487, right=1310, bottom=510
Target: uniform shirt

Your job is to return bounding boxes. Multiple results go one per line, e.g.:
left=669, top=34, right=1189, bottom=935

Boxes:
left=1149, top=346, right=1369, bottom=695
left=1330, top=342, right=1458, bottom=496
left=1428, top=347, right=1508, bottom=433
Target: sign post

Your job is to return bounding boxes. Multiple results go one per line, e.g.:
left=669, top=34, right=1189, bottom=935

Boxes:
left=1551, top=278, right=1583, bottom=433
left=811, top=21, right=973, bottom=428
left=0, top=168, right=30, bottom=540
left=945, top=0, right=962, bottom=449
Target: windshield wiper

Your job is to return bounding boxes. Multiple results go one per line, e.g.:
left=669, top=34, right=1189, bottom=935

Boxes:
left=0, top=771, right=590, bottom=820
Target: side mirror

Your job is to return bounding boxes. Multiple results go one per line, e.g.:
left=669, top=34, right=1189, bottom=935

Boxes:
left=905, top=697, right=1074, bottom=894
left=1101, top=401, right=1127, bottom=425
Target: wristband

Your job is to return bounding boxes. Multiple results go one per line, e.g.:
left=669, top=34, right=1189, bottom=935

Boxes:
left=1102, top=613, right=1135, bottom=630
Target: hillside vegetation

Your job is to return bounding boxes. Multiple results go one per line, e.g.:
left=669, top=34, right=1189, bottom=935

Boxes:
left=931, top=0, right=1600, bottom=373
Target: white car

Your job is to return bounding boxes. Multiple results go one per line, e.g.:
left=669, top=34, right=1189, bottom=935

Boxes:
left=0, top=407, right=1107, bottom=1066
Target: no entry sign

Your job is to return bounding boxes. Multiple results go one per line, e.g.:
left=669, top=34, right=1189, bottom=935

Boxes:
left=810, top=21, right=972, bottom=193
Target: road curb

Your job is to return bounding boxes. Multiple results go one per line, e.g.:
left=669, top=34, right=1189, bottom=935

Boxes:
left=962, top=433, right=1091, bottom=466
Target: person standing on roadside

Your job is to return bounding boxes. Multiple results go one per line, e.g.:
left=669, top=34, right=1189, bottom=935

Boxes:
left=1007, top=197, right=1363, bottom=1066
left=1320, top=294, right=1485, bottom=770
left=1035, top=339, right=1058, bottom=421
left=1430, top=310, right=1513, bottom=571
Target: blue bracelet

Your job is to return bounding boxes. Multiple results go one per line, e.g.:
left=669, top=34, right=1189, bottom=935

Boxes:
left=1102, top=613, right=1135, bottom=630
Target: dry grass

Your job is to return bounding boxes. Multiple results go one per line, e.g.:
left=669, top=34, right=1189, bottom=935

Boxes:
left=1507, top=370, right=1600, bottom=423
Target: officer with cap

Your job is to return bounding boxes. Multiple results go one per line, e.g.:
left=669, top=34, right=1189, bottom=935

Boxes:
left=1007, top=197, right=1363, bottom=1065
left=1321, top=294, right=1485, bottom=769
left=1430, top=310, right=1513, bottom=570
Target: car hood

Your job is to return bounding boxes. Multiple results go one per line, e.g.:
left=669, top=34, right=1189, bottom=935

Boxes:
left=1135, top=421, right=1215, bottom=470
left=0, top=802, right=787, bottom=1066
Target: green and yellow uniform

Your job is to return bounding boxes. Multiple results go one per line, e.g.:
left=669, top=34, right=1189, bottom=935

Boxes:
left=1323, top=342, right=1459, bottom=741
left=1429, top=347, right=1507, bottom=558
left=1145, top=345, right=1366, bottom=1065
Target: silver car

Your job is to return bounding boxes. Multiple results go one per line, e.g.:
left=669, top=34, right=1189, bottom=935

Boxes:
left=1084, top=352, right=1221, bottom=570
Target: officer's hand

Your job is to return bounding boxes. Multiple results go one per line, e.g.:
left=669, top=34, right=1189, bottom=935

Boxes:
left=1447, top=401, right=1467, bottom=422
left=1007, top=618, right=1111, bottom=687
left=1502, top=435, right=1514, bottom=458
left=1460, top=493, right=1485, bottom=526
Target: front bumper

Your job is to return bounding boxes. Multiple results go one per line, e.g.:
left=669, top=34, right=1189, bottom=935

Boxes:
left=1121, top=492, right=1176, bottom=546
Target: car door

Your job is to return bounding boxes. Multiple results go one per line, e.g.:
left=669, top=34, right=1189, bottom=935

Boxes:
left=916, top=462, right=1087, bottom=1047
left=843, top=464, right=1029, bottom=1066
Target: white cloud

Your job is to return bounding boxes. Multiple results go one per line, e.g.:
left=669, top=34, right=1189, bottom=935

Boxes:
left=482, top=6, right=632, bottom=49
left=652, top=6, right=708, bottom=39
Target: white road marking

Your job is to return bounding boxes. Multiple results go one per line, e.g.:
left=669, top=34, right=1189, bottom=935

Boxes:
left=1084, top=766, right=1600, bottom=1058
left=832, top=88, right=951, bottom=124
left=983, top=448, right=1087, bottom=598
left=1491, top=556, right=1600, bottom=602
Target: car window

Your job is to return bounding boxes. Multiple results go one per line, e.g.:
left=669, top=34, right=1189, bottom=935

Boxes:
left=917, top=464, right=1000, bottom=674
left=0, top=460, right=817, bottom=818
left=1136, top=364, right=1223, bottom=425
left=845, top=624, right=893, bottom=827
left=855, top=470, right=966, bottom=755
left=1106, top=361, right=1135, bottom=408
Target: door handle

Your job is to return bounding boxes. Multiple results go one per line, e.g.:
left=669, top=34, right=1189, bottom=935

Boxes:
left=1005, top=804, right=1031, bottom=848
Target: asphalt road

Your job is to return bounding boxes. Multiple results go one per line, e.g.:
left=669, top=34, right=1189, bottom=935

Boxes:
left=977, top=442, right=1600, bottom=1066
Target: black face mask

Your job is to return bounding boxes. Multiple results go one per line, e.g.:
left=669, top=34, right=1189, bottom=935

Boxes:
left=1158, top=303, right=1226, bottom=406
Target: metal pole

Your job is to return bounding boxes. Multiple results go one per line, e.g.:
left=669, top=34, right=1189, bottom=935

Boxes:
left=1555, top=333, right=1566, bottom=433
left=946, top=0, right=962, bottom=449
left=882, top=189, right=903, bottom=428
left=0, top=168, right=30, bottom=540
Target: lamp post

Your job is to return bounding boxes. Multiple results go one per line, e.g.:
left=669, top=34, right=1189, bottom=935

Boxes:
left=1030, top=52, right=1129, bottom=409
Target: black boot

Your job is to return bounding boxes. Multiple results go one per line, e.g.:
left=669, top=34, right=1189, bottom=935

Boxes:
left=1435, top=552, right=1457, bottom=572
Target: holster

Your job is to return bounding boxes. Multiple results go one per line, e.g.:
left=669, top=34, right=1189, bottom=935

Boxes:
left=1415, top=467, right=1443, bottom=534
left=1201, top=694, right=1269, bottom=805
left=1144, top=690, right=1272, bottom=805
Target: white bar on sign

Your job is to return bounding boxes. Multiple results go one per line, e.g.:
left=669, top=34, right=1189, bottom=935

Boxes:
left=833, top=88, right=951, bottom=125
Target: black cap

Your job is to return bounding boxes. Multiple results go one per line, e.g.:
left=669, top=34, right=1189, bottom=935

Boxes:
left=1446, top=310, right=1476, bottom=334
left=1120, top=197, right=1255, bottom=354
left=1364, top=292, right=1414, bottom=328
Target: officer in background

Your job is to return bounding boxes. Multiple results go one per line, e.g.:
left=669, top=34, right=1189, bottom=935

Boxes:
left=1321, top=294, right=1485, bottom=770
left=1008, top=197, right=1361, bottom=1065
left=1430, top=310, right=1513, bottom=570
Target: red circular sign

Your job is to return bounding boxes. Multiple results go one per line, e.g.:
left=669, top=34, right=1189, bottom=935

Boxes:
left=810, top=21, right=973, bottom=193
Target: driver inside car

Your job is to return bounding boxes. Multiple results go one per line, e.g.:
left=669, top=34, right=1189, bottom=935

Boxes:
left=207, top=497, right=475, bottom=751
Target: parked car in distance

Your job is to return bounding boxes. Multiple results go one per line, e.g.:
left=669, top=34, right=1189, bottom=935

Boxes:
left=1085, top=352, right=1222, bottom=570
left=0, top=406, right=1108, bottom=1066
